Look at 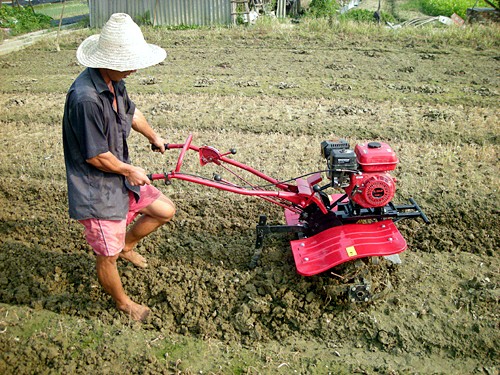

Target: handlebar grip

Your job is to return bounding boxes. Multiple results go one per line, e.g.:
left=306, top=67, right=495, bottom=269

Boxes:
left=151, top=144, right=169, bottom=151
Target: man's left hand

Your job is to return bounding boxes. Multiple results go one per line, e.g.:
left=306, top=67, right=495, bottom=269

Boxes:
left=150, top=136, right=167, bottom=153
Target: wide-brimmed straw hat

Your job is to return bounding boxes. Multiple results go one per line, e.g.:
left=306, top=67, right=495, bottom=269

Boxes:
left=76, top=13, right=166, bottom=71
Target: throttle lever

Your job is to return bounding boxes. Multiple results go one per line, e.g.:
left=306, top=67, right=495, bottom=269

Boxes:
left=221, top=148, right=237, bottom=157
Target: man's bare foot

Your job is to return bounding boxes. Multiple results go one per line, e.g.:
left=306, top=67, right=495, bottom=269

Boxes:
left=117, top=301, right=151, bottom=322
left=119, top=250, right=147, bottom=268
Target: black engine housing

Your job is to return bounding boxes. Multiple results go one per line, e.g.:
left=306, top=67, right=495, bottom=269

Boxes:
left=321, top=139, right=358, bottom=187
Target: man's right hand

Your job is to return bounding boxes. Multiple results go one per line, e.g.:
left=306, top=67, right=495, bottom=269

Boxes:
left=125, top=165, right=151, bottom=186
left=87, top=152, right=151, bottom=186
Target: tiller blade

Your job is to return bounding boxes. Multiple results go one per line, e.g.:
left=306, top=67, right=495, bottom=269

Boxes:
left=289, top=220, right=406, bottom=276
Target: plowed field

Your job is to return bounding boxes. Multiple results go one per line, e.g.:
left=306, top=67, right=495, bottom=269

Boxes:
left=0, top=22, right=499, bottom=374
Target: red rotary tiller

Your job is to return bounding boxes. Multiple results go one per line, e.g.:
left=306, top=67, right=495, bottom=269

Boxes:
left=149, top=134, right=429, bottom=281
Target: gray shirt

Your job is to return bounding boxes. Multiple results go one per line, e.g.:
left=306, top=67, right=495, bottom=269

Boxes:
left=62, top=68, right=138, bottom=220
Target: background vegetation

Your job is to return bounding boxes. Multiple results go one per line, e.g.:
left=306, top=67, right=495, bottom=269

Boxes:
left=306, top=0, right=491, bottom=19
left=0, top=4, right=51, bottom=35
left=0, top=0, right=496, bottom=39
left=31, top=0, right=89, bottom=19
left=419, top=0, right=489, bottom=18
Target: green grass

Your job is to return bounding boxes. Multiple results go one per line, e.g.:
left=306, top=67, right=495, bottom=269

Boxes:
left=33, top=0, right=89, bottom=19
left=339, top=9, right=397, bottom=23
left=0, top=0, right=88, bottom=39
left=307, top=0, right=339, bottom=17
left=418, top=0, right=489, bottom=18
left=400, top=0, right=424, bottom=10
left=0, top=4, right=51, bottom=35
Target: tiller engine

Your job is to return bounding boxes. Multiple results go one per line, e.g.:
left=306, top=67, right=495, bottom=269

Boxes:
left=149, top=134, right=429, bottom=281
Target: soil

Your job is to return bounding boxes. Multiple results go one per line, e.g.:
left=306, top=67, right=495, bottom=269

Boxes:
left=0, top=21, right=499, bottom=374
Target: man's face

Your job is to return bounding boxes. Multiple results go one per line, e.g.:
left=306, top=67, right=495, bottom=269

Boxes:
left=105, top=69, right=137, bottom=82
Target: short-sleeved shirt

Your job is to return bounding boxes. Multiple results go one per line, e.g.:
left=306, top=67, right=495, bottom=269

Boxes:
left=62, top=67, right=139, bottom=220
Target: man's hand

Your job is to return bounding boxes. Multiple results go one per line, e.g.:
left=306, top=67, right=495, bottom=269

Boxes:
left=150, top=135, right=167, bottom=153
left=125, top=165, right=151, bottom=186
left=87, top=152, right=150, bottom=186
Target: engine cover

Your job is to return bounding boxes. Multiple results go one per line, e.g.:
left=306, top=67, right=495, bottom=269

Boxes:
left=345, top=172, right=396, bottom=208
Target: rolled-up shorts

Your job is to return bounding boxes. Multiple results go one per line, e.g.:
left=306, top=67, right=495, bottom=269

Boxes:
left=79, top=184, right=161, bottom=257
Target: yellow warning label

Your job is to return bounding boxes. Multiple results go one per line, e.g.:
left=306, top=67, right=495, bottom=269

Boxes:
left=346, top=246, right=357, bottom=257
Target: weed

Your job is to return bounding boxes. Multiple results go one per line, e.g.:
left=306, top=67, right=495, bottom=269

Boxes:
left=0, top=5, right=52, bottom=35
left=307, top=0, right=339, bottom=17
left=340, top=9, right=397, bottom=23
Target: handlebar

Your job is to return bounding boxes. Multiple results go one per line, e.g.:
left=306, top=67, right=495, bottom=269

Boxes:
left=175, top=134, right=193, bottom=173
left=151, top=144, right=169, bottom=151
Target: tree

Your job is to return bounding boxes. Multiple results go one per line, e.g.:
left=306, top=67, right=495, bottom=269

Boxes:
left=56, top=0, right=66, bottom=52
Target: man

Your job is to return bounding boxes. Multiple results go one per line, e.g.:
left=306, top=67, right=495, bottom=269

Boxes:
left=62, top=13, right=175, bottom=321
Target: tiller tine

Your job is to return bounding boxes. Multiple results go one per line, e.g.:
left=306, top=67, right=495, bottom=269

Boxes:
left=290, top=220, right=406, bottom=276
left=250, top=215, right=304, bottom=269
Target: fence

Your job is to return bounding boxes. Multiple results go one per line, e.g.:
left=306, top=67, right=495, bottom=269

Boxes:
left=88, top=0, right=232, bottom=27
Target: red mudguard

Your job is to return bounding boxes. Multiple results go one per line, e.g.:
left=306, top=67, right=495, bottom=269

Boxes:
left=288, top=220, right=406, bottom=276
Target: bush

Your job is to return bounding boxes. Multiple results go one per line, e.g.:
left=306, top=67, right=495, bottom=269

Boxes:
left=339, top=9, right=396, bottom=23
left=0, top=5, right=52, bottom=35
left=420, top=0, right=488, bottom=18
left=307, top=0, right=338, bottom=17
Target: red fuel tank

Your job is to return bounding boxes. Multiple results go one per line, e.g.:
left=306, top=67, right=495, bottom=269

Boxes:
left=355, top=142, right=398, bottom=172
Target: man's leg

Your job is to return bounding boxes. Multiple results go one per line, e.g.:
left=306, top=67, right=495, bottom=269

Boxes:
left=95, top=254, right=150, bottom=321
left=120, top=194, right=175, bottom=267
